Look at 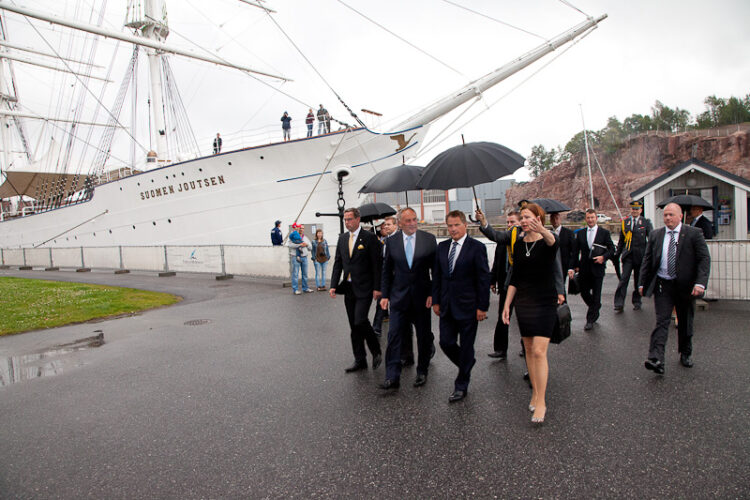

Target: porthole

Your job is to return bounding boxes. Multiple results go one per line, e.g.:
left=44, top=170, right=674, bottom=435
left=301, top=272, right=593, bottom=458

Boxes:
left=151, top=179, right=154, bottom=183
left=152, top=221, right=156, bottom=226
left=109, top=230, right=112, bottom=234
left=168, top=219, right=172, bottom=223
left=132, top=225, right=136, bottom=229
left=137, top=182, right=140, bottom=186
left=181, top=172, right=185, bottom=176
left=198, top=168, right=202, bottom=172
left=260, top=156, right=264, bottom=160
left=228, top=162, right=232, bottom=165
left=119, top=187, right=123, bottom=191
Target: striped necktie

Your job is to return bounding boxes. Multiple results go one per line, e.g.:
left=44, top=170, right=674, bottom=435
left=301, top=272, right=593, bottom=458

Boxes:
left=448, top=240, right=458, bottom=274
left=667, top=230, right=677, bottom=279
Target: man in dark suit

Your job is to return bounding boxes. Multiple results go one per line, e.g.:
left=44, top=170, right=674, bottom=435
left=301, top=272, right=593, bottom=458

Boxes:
left=639, top=203, right=710, bottom=374
left=689, top=205, right=714, bottom=240
left=329, top=207, right=383, bottom=372
left=476, top=209, right=519, bottom=359
left=379, top=208, right=437, bottom=389
left=432, top=210, right=490, bottom=402
left=569, top=208, right=615, bottom=330
left=614, top=200, right=653, bottom=312
left=550, top=211, right=575, bottom=297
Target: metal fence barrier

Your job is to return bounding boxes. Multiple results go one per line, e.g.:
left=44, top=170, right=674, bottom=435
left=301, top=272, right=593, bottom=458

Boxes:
left=1, top=240, right=747, bottom=300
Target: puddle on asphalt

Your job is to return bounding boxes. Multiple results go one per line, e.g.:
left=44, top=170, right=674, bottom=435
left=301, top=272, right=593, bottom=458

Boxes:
left=0, top=331, right=105, bottom=387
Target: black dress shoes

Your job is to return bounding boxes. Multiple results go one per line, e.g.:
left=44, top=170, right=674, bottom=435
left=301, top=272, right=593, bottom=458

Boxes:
left=430, top=343, right=436, bottom=359
left=487, top=351, right=507, bottom=360
left=372, top=354, right=383, bottom=370
left=379, top=379, right=400, bottom=390
left=413, top=374, right=427, bottom=387
left=401, top=357, right=415, bottom=367
left=614, top=306, right=623, bottom=313
left=633, top=304, right=642, bottom=311
left=680, top=354, right=694, bottom=368
left=448, top=390, right=466, bottom=403
left=644, top=358, right=665, bottom=374
left=345, top=362, right=367, bottom=373
left=584, top=322, right=594, bottom=331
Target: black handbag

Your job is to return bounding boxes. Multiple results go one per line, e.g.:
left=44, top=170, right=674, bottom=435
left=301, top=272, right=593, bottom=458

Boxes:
left=567, top=272, right=580, bottom=295
left=551, top=303, right=572, bottom=344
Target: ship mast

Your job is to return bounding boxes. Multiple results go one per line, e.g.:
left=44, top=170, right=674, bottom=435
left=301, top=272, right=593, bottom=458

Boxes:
left=126, top=0, right=169, bottom=161
left=395, top=14, right=607, bottom=131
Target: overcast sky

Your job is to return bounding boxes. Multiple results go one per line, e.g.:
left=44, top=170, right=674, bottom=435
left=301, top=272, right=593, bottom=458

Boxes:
left=5, top=0, right=750, bottom=180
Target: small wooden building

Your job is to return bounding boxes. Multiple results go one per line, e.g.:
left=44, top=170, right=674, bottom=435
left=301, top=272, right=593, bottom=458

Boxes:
left=630, top=158, right=750, bottom=240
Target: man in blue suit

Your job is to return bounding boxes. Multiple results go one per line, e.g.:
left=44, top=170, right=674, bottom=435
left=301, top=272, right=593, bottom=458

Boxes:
left=432, top=210, right=491, bottom=402
left=379, top=208, right=437, bottom=390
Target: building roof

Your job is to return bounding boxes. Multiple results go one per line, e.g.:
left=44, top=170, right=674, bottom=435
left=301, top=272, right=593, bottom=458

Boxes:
left=630, top=157, right=750, bottom=198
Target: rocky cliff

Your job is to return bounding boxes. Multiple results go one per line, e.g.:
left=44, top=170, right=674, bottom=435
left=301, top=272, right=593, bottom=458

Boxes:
left=504, top=125, right=750, bottom=215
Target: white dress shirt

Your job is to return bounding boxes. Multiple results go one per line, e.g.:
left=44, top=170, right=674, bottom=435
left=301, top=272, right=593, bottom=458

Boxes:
left=448, top=234, right=468, bottom=266
left=657, top=223, right=681, bottom=280
left=587, top=225, right=598, bottom=248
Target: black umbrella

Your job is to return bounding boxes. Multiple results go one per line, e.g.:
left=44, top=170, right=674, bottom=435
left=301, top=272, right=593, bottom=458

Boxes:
left=657, top=194, right=713, bottom=210
left=358, top=202, right=397, bottom=224
left=417, top=140, right=525, bottom=209
left=358, top=164, right=424, bottom=207
left=519, top=198, right=571, bottom=213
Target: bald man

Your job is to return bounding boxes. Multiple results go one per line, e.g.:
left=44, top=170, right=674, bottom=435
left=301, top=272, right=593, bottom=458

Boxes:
left=639, top=203, right=710, bottom=374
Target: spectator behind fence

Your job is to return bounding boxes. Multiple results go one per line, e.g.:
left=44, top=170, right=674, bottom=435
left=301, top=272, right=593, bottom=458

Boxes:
left=312, top=229, right=330, bottom=291
left=305, top=108, right=314, bottom=138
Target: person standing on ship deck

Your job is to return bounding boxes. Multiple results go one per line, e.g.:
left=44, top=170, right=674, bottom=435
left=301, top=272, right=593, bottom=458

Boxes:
left=281, top=112, right=292, bottom=141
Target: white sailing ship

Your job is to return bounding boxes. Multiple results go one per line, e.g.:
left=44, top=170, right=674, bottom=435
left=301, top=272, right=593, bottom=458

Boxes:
left=0, top=1, right=605, bottom=248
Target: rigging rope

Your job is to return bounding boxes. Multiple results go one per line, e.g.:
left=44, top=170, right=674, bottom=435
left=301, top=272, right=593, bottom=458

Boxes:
left=21, top=14, right=149, bottom=156
left=257, top=10, right=366, bottom=128
left=336, top=0, right=465, bottom=77
left=588, top=142, right=623, bottom=219
left=558, top=0, right=590, bottom=18
left=441, top=0, right=546, bottom=40
left=416, top=27, right=593, bottom=161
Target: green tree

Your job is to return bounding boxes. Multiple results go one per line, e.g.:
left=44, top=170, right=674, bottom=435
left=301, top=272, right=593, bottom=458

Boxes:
left=623, top=114, right=653, bottom=135
left=651, top=100, right=691, bottom=132
left=564, top=130, right=600, bottom=157
left=527, top=144, right=556, bottom=177
left=599, top=116, right=626, bottom=154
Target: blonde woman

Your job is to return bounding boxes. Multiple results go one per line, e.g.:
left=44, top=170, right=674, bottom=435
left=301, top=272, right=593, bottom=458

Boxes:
left=502, top=203, right=564, bottom=424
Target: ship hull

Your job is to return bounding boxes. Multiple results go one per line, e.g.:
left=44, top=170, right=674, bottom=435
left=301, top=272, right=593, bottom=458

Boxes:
left=0, top=126, right=428, bottom=248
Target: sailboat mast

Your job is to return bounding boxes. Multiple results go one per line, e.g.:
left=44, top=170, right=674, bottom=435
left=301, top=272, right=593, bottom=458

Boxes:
left=396, top=15, right=607, bottom=131
left=580, top=104, right=594, bottom=208
left=129, top=0, right=170, bottom=161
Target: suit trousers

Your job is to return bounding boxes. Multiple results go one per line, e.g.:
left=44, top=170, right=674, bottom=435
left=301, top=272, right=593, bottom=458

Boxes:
left=439, top=313, right=478, bottom=391
left=649, top=278, right=695, bottom=362
left=385, top=304, right=434, bottom=380
left=493, top=289, right=511, bottom=353
left=579, top=272, right=604, bottom=323
left=343, top=288, right=381, bottom=363
left=614, top=254, right=643, bottom=308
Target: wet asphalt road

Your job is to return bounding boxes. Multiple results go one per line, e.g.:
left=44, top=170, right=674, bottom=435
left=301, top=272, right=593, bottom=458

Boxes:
left=0, top=269, right=748, bottom=499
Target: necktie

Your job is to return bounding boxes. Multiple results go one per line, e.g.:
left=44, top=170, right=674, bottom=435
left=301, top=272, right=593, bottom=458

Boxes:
left=405, top=235, right=414, bottom=268
left=348, top=232, right=355, bottom=257
left=448, top=240, right=458, bottom=274
left=667, top=230, right=677, bottom=279
left=588, top=228, right=595, bottom=248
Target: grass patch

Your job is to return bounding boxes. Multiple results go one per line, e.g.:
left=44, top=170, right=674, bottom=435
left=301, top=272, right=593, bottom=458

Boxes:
left=0, top=277, right=181, bottom=335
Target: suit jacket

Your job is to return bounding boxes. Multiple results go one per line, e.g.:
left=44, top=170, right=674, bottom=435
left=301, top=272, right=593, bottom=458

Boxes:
left=381, top=229, right=437, bottom=310
left=616, top=216, right=653, bottom=260
left=571, top=226, right=615, bottom=278
left=432, top=236, right=490, bottom=321
left=556, top=226, right=575, bottom=272
left=692, top=215, right=714, bottom=240
left=490, top=243, right=509, bottom=291
left=639, top=225, right=710, bottom=297
left=330, top=228, right=382, bottom=299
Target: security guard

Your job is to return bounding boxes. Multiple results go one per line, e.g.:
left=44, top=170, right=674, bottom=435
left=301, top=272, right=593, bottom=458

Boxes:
left=614, top=200, right=653, bottom=312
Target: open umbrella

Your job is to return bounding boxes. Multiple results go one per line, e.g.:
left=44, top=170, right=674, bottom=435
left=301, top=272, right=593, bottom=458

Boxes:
left=519, top=198, right=571, bottom=213
left=358, top=164, right=424, bottom=207
left=417, top=140, right=525, bottom=210
left=358, top=202, right=397, bottom=224
left=657, top=194, right=713, bottom=210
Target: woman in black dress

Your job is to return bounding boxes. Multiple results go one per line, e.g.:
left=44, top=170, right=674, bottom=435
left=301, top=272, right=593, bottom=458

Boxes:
left=502, top=203, right=564, bottom=424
